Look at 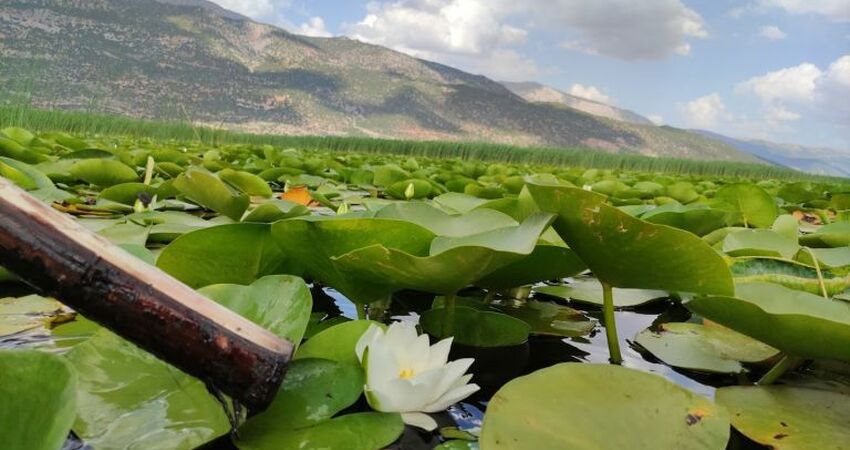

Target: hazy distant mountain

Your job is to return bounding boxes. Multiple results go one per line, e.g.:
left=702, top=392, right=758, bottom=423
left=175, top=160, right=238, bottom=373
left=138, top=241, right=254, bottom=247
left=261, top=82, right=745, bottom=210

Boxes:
left=0, top=0, right=756, bottom=162
left=695, top=130, right=850, bottom=177
left=501, top=81, right=655, bottom=126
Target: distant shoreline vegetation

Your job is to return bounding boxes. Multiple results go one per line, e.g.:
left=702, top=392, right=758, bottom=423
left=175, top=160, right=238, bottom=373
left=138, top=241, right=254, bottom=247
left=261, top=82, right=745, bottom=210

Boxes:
left=0, top=105, right=844, bottom=183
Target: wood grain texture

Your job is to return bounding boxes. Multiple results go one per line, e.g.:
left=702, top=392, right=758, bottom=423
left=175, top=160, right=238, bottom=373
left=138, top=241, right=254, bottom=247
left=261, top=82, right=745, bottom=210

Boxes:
left=0, top=178, right=291, bottom=412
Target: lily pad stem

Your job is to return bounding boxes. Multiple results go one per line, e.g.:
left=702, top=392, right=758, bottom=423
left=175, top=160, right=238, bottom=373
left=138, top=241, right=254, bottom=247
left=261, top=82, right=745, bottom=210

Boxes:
left=601, top=282, right=623, bottom=364
left=758, top=355, right=803, bottom=385
left=802, top=247, right=829, bottom=300
left=443, top=292, right=457, bottom=337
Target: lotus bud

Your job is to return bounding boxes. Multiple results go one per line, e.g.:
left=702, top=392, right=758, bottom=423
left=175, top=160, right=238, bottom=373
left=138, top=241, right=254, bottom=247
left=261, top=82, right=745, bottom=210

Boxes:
left=404, top=183, right=415, bottom=200
left=337, top=202, right=350, bottom=215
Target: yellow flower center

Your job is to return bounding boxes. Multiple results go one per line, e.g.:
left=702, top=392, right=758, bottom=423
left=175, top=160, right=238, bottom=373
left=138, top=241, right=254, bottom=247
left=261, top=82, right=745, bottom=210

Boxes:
left=398, top=368, right=415, bottom=379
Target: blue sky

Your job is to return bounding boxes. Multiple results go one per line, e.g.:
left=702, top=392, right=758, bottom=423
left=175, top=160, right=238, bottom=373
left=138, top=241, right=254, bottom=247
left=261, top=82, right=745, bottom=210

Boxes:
left=210, top=0, right=850, bottom=150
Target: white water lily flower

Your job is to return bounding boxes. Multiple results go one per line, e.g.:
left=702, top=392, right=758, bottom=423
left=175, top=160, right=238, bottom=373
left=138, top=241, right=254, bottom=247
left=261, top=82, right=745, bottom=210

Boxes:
left=355, top=322, right=480, bottom=431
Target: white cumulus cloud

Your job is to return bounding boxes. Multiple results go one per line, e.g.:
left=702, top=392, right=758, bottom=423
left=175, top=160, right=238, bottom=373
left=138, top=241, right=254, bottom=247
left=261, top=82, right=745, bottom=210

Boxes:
left=568, top=84, right=613, bottom=104
left=681, top=93, right=730, bottom=128
left=208, top=0, right=286, bottom=20
left=736, top=62, right=823, bottom=104
left=295, top=17, right=332, bottom=37
left=759, top=25, right=787, bottom=40
left=647, top=114, right=665, bottom=125
left=758, top=0, right=850, bottom=22
left=541, top=0, right=708, bottom=60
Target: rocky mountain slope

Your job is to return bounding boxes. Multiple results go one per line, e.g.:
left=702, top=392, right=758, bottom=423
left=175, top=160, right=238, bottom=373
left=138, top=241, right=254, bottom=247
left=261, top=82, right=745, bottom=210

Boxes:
left=0, top=0, right=756, bottom=162
left=501, top=81, right=654, bottom=126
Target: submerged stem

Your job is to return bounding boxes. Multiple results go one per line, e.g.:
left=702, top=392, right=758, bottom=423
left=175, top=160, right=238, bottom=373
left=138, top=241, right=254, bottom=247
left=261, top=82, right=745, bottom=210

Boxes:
left=442, top=293, right=457, bottom=337
left=601, top=282, right=623, bottom=364
left=758, top=355, right=802, bottom=385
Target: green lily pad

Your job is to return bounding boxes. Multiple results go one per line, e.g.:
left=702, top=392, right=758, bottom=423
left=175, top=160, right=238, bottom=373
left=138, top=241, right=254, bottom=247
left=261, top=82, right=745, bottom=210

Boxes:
left=795, top=246, right=850, bottom=269
left=157, top=223, right=295, bottom=288
left=534, top=277, right=668, bottom=308
left=434, top=296, right=595, bottom=338
left=69, top=159, right=139, bottom=187
left=238, top=412, right=404, bottom=450
left=476, top=244, right=587, bottom=289
left=239, top=358, right=364, bottom=434
left=67, top=330, right=230, bottom=450
left=481, top=363, right=730, bottom=449
left=771, top=215, right=800, bottom=240
left=173, top=167, right=250, bottom=220
left=243, top=200, right=310, bottom=223
left=374, top=202, right=518, bottom=237
left=0, top=295, right=68, bottom=337
left=0, top=350, right=77, bottom=450
left=198, top=275, right=312, bottom=348
left=634, top=322, right=778, bottom=374
left=219, top=168, right=273, bottom=198
left=717, top=386, right=850, bottom=450
left=800, top=222, right=850, bottom=248
left=641, top=203, right=729, bottom=236
left=332, top=213, right=554, bottom=295
left=421, top=306, right=531, bottom=345
left=686, top=282, right=850, bottom=361
left=98, top=222, right=151, bottom=246
left=722, top=229, right=800, bottom=259
left=128, top=210, right=214, bottom=243
left=272, top=216, right=435, bottom=303
left=715, top=183, right=778, bottom=228
left=526, top=182, right=733, bottom=295
left=295, top=320, right=384, bottom=365
left=99, top=182, right=160, bottom=205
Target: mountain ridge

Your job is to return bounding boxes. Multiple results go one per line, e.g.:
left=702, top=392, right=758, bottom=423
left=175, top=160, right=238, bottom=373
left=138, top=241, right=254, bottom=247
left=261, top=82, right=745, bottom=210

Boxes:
left=501, top=81, right=655, bottom=126
left=0, top=0, right=756, bottom=162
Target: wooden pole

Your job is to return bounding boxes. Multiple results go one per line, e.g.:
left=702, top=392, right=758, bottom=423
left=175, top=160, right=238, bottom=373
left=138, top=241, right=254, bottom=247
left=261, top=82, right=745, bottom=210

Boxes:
left=0, top=178, right=291, bottom=412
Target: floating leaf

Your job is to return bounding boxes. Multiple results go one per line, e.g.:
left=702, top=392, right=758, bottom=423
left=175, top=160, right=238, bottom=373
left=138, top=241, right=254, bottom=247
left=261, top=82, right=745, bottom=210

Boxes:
left=686, top=282, right=850, bottom=361
left=476, top=244, right=587, bottom=289
left=238, top=412, right=403, bottom=450
left=641, top=203, right=728, bottom=236
left=173, top=167, right=249, bottom=220
left=421, top=306, right=531, bottom=346
left=534, top=277, right=668, bottom=308
left=0, top=350, right=77, bottom=450
left=374, top=202, right=517, bottom=237
left=722, top=229, right=800, bottom=259
left=67, top=331, right=230, bottom=450
left=634, top=322, right=778, bottom=374
left=243, top=200, right=310, bottom=223
left=715, top=183, right=778, bottom=228
left=433, top=296, right=594, bottom=338
left=717, top=386, right=850, bottom=450
left=199, top=275, right=312, bottom=347
left=69, top=159, right=139, bottom=187
left=157, top=223, right=295, bottom=288
left=219, top=168, right=273, bottom=198
left=332, top=213, right=554, bottom=295
left=99, top=182, right=160, bottom=205
left=800, top=222, right=850, bottom=248
left=239, top=358, right=364, bottom=434
left=295, top=320, right=384, bottom=365
left=526, top=182, right=733, bottom=295
left=272, top=216, right=436, bottom=303
left=481, top=363, right=730, bottom=450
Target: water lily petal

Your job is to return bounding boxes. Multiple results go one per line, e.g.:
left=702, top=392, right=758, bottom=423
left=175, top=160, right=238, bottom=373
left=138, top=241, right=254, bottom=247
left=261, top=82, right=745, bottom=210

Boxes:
left=401, top=412, right=438, bottom=432
left=423, top=383, right=480, bottom=413
left=367, top=371, right=442, bottom=412
left=426, top=337, right=453, bottom=369
left=431, top=358, right=474, bottom=400
left=355, top=324, right=384, bottom=362
left=366, top=333, right=404, bottom=386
